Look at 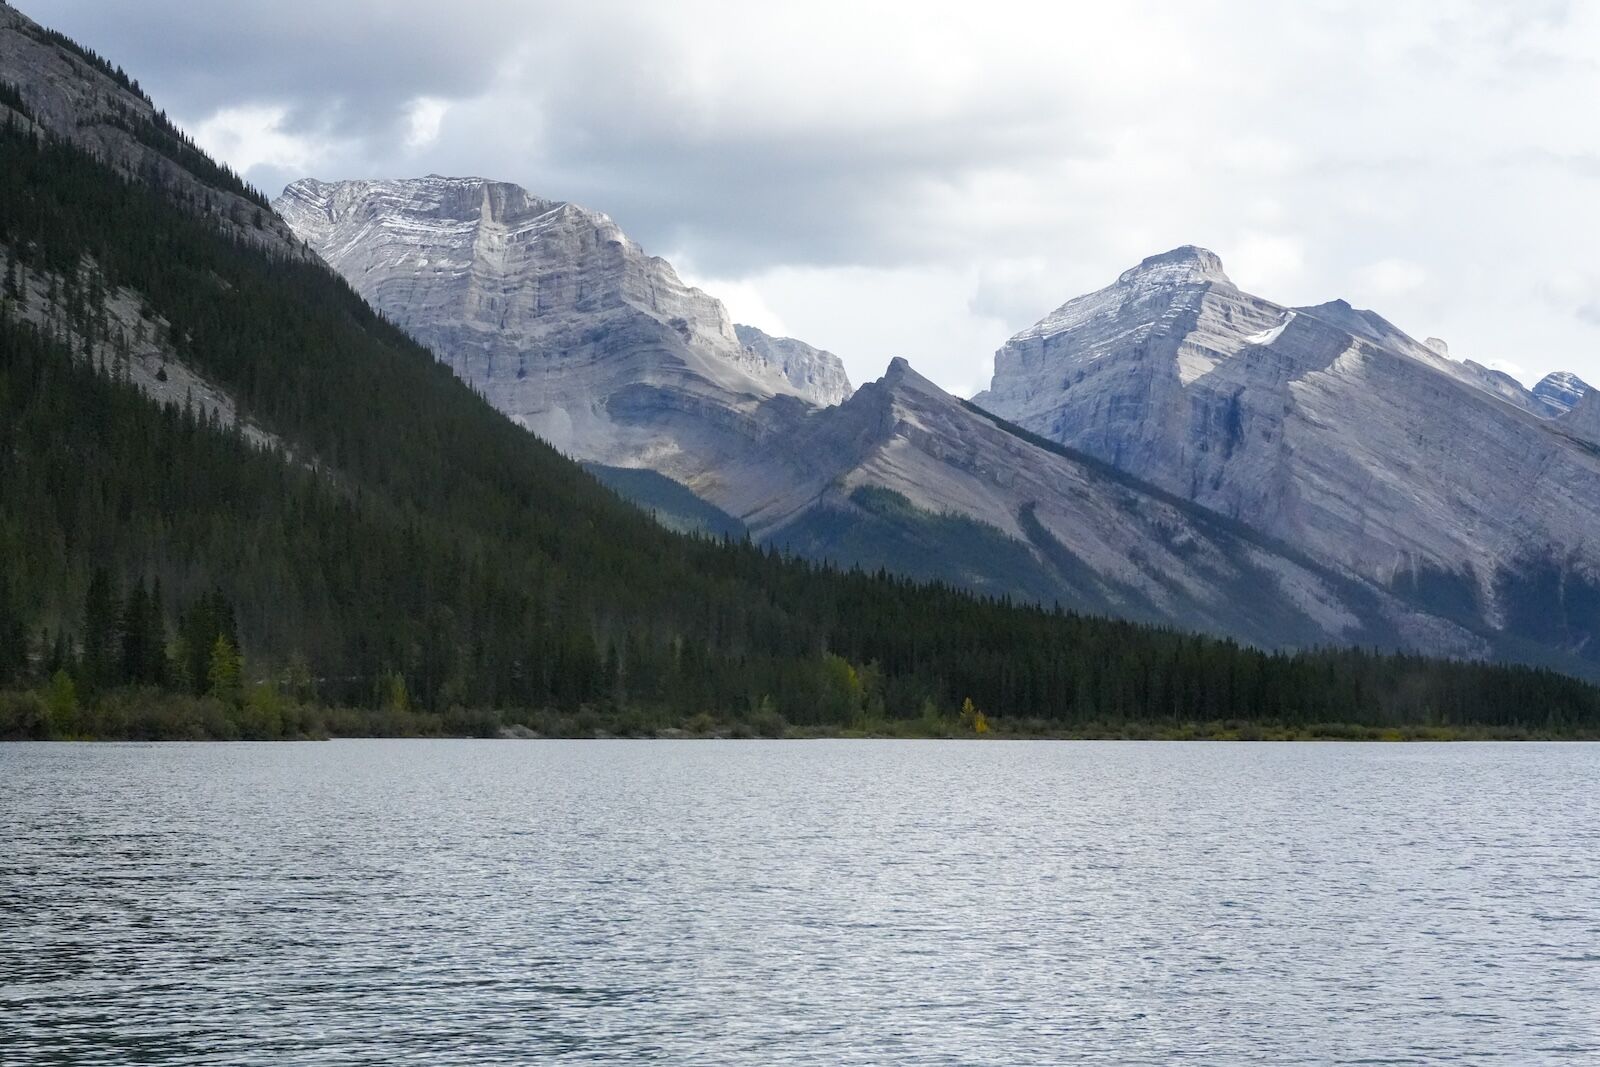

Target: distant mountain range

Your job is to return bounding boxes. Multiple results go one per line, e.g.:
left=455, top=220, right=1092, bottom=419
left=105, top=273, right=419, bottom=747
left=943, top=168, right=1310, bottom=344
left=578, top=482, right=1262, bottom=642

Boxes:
left=275, top=182, right=1600, bottom=675
left=6, top=0, right=1600, bottom=737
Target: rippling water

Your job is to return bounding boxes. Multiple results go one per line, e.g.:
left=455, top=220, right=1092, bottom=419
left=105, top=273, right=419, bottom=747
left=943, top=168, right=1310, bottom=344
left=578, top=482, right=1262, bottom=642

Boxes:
left=2, top=740, right=1598, bottom=1064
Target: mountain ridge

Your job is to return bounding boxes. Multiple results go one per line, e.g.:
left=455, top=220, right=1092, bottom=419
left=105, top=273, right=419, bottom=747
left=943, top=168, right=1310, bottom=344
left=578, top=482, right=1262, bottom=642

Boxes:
left=978, top=245, right=1600, bottom=670
left=281, top=183, right=1474, bottom=654
left=280, top=173, right=1600, bottom=674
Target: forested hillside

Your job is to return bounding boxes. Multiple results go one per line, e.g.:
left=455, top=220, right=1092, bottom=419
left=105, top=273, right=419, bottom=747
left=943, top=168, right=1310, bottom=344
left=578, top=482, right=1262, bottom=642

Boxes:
left=1, top=56, right=1598, bottom=739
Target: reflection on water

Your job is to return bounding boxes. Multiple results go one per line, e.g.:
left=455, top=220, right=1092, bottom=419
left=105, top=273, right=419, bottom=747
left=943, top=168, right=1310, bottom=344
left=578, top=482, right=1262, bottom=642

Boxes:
left=2, top=739, right=1598, bottom=1064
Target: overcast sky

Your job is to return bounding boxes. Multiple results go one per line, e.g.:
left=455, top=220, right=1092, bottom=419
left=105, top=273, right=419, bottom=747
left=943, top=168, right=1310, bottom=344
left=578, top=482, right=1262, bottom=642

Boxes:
left=27, top=0, right=1600, bottom=395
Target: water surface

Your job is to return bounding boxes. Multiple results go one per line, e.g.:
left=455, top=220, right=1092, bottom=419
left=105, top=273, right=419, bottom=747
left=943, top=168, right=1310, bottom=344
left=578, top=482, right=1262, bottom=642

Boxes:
left=2, top=740, right=1597, bottom=1064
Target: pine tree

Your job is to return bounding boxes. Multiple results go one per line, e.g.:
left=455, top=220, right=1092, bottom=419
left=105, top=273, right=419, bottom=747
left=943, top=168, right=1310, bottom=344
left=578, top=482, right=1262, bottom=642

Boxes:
left=207, top=633, right=242, bottom=705
left=0, top=575, right=26, bottom=685
left=45, top=669, right=77, bottom=736
left=81, top=568, right=119, bottom=690
left=146, top=579, right=168, bottom=687
left=179, top=590, right=237, bottom=696
left=116, top=578, right=169, bottom=686
left=119, top=579, right=150, bottom=685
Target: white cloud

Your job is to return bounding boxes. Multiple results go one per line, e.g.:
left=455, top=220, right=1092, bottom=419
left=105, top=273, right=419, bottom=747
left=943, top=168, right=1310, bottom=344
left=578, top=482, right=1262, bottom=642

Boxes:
left=404, top=97, right=449, bottom=151
left=1230, top=233, right=1308, bottom=294
left=192, top=105, right=322, bottom=175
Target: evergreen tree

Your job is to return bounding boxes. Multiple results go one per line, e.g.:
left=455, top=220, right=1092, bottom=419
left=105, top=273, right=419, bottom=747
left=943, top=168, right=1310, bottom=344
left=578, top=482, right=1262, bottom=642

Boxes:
left=177, top=591, right=235, bottom=696
left=145, top=579, right=168, bottom=687
left=43, top=628, right=69, bottom=677
left=0, top=575, right=26, bottom=685
left=207, top=633, right=241, bottom=705
left=80, top=568, right=119, bottom=690
left=117, top=579, right=167, bottom=686
left=45, top=668, right=77, bottom=736
left=118, top=579, right=150, bottom=685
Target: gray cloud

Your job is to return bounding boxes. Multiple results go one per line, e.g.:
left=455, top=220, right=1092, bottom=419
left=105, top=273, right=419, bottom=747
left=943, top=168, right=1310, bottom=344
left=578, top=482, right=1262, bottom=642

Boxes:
left=19, top=0, right=1600, bottom=394
left=29, top=1, right=526, bottom=127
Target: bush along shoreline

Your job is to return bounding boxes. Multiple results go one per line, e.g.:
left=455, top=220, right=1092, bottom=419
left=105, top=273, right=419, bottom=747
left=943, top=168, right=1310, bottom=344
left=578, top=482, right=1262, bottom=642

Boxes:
left=2, top=686, right=1594, bottom=742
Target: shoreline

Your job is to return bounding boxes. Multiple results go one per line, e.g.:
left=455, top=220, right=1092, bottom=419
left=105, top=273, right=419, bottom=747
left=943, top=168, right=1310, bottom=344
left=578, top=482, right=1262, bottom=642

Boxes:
left=8, top=689, right=1593, bottom=744
left=9, top=727, right=1598, bottom=743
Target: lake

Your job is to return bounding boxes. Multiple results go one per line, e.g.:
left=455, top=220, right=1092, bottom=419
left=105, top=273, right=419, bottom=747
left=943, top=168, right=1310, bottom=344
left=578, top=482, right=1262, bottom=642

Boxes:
left=2, top=740, right=1597, bottom=1064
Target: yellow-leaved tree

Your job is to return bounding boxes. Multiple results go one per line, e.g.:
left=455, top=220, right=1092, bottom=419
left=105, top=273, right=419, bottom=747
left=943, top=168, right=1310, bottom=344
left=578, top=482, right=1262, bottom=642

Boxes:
left=959, top=697, right=990, bottom=734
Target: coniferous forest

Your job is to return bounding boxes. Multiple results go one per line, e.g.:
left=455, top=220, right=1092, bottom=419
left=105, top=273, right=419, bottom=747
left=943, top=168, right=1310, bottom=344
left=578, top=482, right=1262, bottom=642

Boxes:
left=2, top=88, right=1599, bottom=740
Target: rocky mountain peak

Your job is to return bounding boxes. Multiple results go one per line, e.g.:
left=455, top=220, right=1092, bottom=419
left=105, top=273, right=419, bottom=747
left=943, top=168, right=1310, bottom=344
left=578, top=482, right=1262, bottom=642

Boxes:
left=1116, top=245, right=1231, bottom=288
left=275, top=173, right=866, bottom=491
left=1532, top=370, right=1590, bottom=417
left=1425, top=337, right=1450, bottom=357
left=979, top=241, right=1600, bottom=670
left=877, top=356, right=948, bottom=399
left=733, top=325, right=853, bottom=406
left=277, top=176, right=569, bottom=239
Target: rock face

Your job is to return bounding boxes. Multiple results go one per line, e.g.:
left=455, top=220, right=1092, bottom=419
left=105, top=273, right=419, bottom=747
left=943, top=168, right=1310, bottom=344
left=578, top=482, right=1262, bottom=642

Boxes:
left=977, top=246, right=1600, bottom=669
left=734, top=325, right=853, bottom=406
left=275, top=177, right=845, bottom=489
left=1557, top=386, right=1600, bottom=446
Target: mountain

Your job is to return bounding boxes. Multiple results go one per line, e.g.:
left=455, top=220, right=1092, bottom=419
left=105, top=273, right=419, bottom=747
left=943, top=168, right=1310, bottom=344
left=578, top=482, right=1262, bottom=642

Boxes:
left=734, top=324, right=853, bottom=406
left=282, top=186, right=1476, bottom=652
left=273, top=177, right=849, bottom=498
left=747, top=358, right=1483, bottom=655
left=1533, top=370, right=1590, bottom=417
left=1557, top=387, right=1600, bottom=447
left=16, top=4, right=1584, bottom=736
left=282, top=177, right=1600, bottom=672
left=976, top=245, right=1600, bottom=672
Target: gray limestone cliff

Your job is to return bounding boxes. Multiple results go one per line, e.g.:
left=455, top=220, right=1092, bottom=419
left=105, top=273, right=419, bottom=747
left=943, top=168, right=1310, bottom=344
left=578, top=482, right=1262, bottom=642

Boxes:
left=275, top=176, right=844, bottom=486
left=977, top=246, right=1600, bottom=662
left=734, top=324, right=852, bottom=406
